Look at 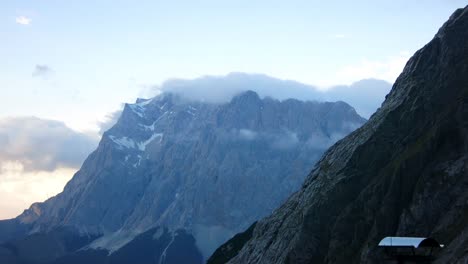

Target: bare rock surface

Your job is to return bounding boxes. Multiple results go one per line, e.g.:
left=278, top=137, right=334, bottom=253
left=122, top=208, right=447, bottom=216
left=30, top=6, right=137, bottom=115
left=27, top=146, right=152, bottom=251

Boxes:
left=214, top=6, right=468, bottom=264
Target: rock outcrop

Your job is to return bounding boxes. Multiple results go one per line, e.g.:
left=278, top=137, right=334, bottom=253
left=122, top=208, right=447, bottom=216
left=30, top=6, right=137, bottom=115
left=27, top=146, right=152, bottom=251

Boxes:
left=211, top=6, right=468, bottom=264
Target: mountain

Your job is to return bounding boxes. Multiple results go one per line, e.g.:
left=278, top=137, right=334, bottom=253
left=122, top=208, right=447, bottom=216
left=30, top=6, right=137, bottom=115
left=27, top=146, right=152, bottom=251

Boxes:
left=208, top=6, right=468, bottom=264
left=0, top=90, right=366, bottom=263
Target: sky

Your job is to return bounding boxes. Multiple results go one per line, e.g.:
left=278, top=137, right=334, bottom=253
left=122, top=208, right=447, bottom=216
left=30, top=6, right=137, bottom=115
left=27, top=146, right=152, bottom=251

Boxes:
left=0, top=0, right=466, bottom=219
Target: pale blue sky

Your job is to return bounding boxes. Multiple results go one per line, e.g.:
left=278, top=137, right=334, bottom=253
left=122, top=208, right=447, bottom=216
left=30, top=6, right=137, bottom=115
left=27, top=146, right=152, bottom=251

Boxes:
left=1, top=0, right=466, bottom=131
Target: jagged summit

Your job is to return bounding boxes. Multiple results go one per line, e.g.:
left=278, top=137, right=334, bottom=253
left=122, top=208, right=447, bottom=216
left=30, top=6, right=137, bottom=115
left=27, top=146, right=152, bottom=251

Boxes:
left=230, top=90, right=262, bottom=105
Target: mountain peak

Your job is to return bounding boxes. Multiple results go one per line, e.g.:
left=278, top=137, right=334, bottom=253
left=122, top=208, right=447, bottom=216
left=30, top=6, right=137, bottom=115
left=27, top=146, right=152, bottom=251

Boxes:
left=231, top=90, right=261, bottom=104
left=435, top=6, right=467, bottom=38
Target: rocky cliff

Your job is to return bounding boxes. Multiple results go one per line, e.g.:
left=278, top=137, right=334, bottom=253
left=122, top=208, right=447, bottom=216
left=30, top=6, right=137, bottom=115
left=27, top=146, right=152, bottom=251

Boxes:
left=210, top=6, right=468, bottom=264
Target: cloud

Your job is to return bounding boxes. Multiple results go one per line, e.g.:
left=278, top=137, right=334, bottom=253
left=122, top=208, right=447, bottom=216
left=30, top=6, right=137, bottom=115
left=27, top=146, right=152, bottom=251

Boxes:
left=0, top=117, right=98, bottom=219
left=98, top=109, right=123, bottom=134
left=235, top=129, right=302, bottom=149
left=142, top=73, right=391, bottom=119
left=153, top=72, right=325, bottom=104
left=0, top=162, right=75, bottom=219
left=0, top=117, right=98, bottom=172
left=335, top=53, right=410, bottom=84
left=32, top=65, right=53, bottom=77
left=238, top=129, right=258, bottom=141
left=15, top=16, right=31, bottom=25
left=306, top=132, right=342, bottom=150
left=330, top=34, right=347, bottom=39
left=271, top=131, right=299, bottom=149
left=324, top=79, right=392, bottom=118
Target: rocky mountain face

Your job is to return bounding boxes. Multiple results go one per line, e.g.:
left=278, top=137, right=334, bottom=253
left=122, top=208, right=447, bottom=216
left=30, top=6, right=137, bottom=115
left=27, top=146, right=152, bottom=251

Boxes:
left=208, top=6, right=468, bottom=264
left=0, top=90, right=365, bottom=263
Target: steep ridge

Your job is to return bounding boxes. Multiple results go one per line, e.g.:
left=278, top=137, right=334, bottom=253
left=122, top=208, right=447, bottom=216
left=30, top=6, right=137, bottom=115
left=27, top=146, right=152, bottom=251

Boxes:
left=211, top=6, right=468, bottom=264
left=0, top=90, right=365, bottom=263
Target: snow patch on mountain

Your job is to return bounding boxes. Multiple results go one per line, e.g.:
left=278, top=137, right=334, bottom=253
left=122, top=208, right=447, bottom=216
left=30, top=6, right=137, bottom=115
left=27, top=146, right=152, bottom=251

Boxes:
left=109, top=133, right=163, bottom=151
left=88, top=229, right=142, bottom=254
left=138, top=133, right=163, bottom=151
left=137, top=98, right=154, bottom=107
left=128, top=104, right=145, bottom=118
left=109, top=136, right=137, bottom=149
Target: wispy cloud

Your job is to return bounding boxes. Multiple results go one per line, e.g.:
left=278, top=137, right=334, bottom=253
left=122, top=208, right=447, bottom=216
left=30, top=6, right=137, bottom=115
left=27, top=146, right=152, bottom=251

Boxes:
left=335, top=52, right=410, bottom=84
left=330, top=33, right=347, bottom=39
left=98, top=108, right=123, bottom=134
left=15, top=16, right=32, bottom=25
left=32, top=64, right=53, bottom=77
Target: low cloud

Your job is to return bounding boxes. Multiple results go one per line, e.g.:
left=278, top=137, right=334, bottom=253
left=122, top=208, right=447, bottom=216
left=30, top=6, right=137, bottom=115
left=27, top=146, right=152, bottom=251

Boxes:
left=238, top=129, right=258, bottom=141
left=32, top=65, right=53, bottom=78
left=306, top=132, right=348, bottom=150
left=98, top=109, right=123, bottom=135
left=154, top=73, right=324, bottom=104
left=15, top=16, right=31, bottom=25
left=271, top=131, right=299, bottom=149
left=235, top=129, right=303, bottom=150
left=0, top=117, right=98, bottom=172
left=324, top=79, right=392, bottom=118
left=145, top=73, right=391, bottom=118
